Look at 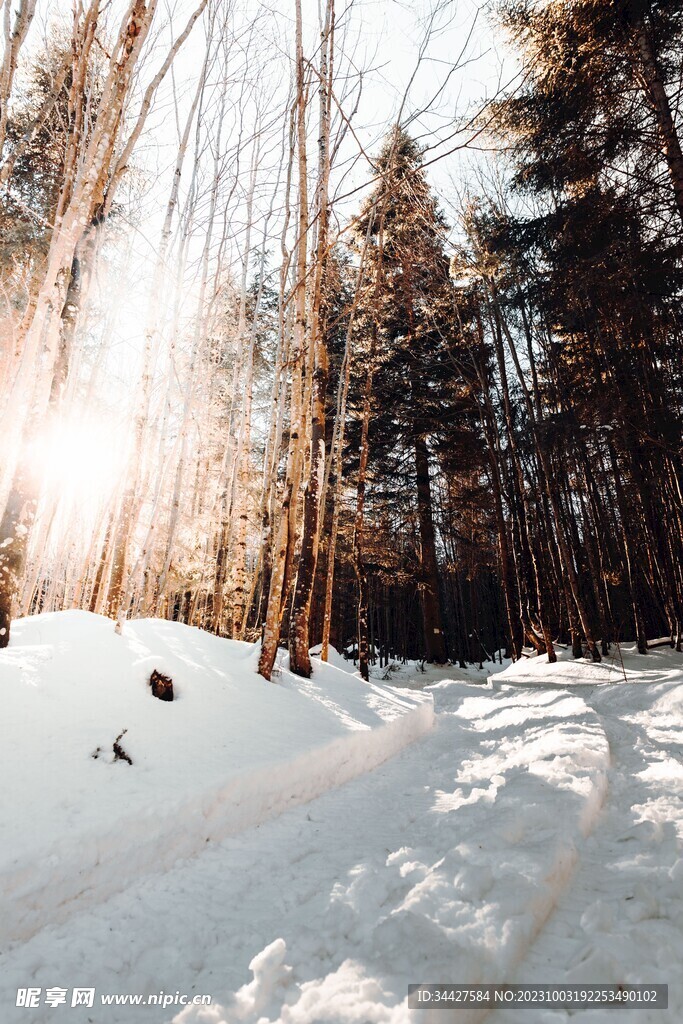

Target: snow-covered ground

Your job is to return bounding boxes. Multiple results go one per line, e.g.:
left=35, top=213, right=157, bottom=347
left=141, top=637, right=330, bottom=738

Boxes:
left=0, top=612, right=432, bottom=945
left=490, top=652, right=683, bottom=1024
left=1, top=617, right=681, bottom=1023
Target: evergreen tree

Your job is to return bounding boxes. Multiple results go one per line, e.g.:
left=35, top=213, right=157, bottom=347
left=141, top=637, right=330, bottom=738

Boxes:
left=349, top=129, right=469, bottom=665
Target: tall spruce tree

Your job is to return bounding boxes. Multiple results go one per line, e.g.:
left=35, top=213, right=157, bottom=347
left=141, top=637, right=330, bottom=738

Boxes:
left=350, top=129, right=459, bottom=664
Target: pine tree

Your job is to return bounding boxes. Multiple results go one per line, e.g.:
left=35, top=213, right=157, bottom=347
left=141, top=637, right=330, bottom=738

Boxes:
left=350, top=129, right=458, bottom=664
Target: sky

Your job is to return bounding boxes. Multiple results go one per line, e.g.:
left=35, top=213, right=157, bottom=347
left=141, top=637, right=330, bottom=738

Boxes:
left=62, top=0, right=518, bottom=356
left=23, top=0, right=516, bottom=245
left=124, top=0, right=516, bottom=237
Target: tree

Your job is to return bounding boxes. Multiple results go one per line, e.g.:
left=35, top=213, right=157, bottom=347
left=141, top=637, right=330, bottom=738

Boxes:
left=349, top=129, right=456, bottom=666
left=0, top=0, right=209, bottom=648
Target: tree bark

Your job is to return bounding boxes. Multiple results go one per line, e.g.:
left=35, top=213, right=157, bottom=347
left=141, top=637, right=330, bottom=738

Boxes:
left=258, top=0, right=309, bottom=680
left=289, top=0, right=334, bottom=676
left=414, top=435, right=447, bottom=662
left=635, top=19, right=683, bottom=229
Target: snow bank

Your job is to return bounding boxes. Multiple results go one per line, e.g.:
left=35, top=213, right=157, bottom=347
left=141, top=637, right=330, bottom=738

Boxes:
left=0, top=612, right=433, bottom=946
left=490, top=641, right=683, bottom=690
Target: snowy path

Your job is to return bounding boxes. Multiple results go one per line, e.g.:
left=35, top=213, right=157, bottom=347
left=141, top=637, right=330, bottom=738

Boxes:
left=0, top=672, right=608, bottom=1024
left=1, top=650, right=681, bottom=1024
left=490, top=681, right=683, bottom=1024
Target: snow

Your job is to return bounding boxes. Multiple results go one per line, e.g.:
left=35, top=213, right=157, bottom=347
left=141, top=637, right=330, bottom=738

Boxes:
left=489, top=667, right=683, bottom=1023
left=1, top=621, right=681, bottom=1024
left=489, top=642, right=681, bottom=689
left=0, top=611, right=433, bottom=946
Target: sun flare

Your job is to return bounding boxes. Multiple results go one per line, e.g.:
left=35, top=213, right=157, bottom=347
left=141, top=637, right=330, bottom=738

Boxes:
left=28, top=416, right=128, bottom=510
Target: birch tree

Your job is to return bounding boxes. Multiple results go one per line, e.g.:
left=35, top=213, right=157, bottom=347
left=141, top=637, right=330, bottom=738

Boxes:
left=0, top=0, right=208, bottom=647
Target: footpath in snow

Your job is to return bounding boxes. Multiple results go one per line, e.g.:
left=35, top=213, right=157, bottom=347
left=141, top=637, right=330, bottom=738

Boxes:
left=0, top=612, right=432, bottom=947
left=490, top=647, right=683, bottom=1024
left=1, top=617, right=642, bottom=1024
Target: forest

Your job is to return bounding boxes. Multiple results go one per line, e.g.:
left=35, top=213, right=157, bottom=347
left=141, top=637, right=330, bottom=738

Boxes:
left=1, top=0, right=682, bottom=681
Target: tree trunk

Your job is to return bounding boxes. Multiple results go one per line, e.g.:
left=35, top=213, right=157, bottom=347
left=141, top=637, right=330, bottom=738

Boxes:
left=258, top=0, right=309, bottom=681
left=635, top=20, right=683, bottom=229
left=414, top=435, right=447, bottom=662
left=289, top=0, right=334, bottom=676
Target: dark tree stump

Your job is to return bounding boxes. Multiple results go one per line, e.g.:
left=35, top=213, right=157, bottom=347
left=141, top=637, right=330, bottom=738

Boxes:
left=150, top=669, right=174, bottom=701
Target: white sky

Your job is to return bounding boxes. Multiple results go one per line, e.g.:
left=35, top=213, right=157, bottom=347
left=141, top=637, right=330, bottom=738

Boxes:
left=23, top=0, right=515, bottom=245
left=127, top=0, right=515, bottom=237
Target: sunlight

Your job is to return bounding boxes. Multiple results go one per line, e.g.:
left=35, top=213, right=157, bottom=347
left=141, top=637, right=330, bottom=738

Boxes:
left=28, top=416, right=128, bottom=510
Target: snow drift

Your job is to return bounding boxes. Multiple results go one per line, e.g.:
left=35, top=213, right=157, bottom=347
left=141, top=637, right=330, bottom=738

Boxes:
left=0, top=611, right=433, bottom=946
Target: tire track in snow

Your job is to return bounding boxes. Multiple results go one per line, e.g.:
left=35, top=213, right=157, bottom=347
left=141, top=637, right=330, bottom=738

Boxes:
left=488, top=682, right=683, bottom=1024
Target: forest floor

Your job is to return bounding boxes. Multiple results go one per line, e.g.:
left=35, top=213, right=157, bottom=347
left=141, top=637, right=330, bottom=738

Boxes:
left=0, top=616, right=682, bottom=1023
